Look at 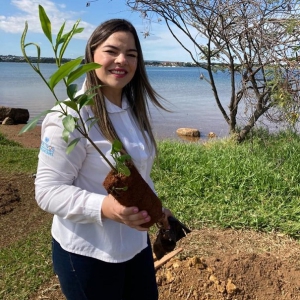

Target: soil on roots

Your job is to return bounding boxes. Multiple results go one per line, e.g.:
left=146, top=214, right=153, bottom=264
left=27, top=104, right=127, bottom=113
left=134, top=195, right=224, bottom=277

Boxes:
left=1, top=125, right=300, bottom=300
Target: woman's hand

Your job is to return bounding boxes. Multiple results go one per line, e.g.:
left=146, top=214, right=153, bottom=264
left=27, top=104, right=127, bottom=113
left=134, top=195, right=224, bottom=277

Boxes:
left=101, top=194, right=151, bottom=231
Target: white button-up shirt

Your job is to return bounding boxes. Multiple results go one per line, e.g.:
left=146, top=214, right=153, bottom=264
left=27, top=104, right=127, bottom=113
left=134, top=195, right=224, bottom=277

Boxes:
left=35, top=83, right=156, bottom=263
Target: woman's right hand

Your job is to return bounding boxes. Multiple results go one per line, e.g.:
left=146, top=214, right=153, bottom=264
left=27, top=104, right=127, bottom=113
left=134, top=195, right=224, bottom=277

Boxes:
left=101, top=194, right=151, bottom=231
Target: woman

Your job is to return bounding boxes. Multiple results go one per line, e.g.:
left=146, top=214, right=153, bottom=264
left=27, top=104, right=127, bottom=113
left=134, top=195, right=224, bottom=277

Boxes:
left=35, top=19, right=172, bottom=300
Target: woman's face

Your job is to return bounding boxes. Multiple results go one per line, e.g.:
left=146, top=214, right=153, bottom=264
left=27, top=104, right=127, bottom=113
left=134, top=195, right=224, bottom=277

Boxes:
left=93, top=31, right=138, bottom=103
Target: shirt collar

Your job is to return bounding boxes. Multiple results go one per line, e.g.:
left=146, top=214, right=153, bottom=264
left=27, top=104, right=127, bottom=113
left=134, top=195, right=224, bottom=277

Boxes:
left=105, top=95, right=129, bottom=113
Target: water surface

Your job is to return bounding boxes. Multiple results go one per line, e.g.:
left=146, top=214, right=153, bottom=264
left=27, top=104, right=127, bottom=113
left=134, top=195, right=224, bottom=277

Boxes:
left=0, top=62, right=235, bottom=140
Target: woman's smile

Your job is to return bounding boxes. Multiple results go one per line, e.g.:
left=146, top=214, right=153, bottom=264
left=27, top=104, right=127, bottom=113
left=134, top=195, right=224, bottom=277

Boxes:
left=109, top=68, right=127, bottom=77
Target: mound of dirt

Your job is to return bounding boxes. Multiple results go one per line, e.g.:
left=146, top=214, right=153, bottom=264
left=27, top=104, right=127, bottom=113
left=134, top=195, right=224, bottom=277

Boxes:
left=157, top=247, right=300, bottom=300
left=1, top=125, right=300, bottom=300
left=0, top=173, right=51, bottom=248
left=0, top=182, right=20, bottom=215
left=29, top=228, right=300, bottom=300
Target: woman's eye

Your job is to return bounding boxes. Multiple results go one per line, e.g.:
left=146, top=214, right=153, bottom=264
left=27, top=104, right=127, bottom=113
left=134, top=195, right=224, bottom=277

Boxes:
left=128, top=54, right=137, bottom=58
left=105, top=50, right=116, bottom=54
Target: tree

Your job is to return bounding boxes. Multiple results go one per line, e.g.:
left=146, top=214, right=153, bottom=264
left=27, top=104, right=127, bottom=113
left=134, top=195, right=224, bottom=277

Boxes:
left=126, top=0, right=300, bottom=141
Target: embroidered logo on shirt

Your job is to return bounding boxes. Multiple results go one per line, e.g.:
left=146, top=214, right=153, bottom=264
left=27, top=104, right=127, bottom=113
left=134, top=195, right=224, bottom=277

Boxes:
left=40, top=137, right=55, bottom=156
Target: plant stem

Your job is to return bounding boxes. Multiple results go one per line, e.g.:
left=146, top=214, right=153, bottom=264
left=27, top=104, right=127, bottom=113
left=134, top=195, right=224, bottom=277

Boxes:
left=77, top=128, right=117, bottom=172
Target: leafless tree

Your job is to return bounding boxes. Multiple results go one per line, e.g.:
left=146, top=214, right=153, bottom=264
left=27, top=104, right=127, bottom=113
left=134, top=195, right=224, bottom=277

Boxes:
left=126, top=0, right=300, bottom=141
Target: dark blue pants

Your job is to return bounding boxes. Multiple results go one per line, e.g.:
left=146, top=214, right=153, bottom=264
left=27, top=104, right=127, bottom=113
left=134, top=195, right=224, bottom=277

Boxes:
left=52, top=237, right=158, bottom=300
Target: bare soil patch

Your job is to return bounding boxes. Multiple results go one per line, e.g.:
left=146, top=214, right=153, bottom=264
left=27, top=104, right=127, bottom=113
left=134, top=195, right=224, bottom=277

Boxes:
left=0, top=124, right=41, bottom=149
left=1, top=125, right=300, bottom=300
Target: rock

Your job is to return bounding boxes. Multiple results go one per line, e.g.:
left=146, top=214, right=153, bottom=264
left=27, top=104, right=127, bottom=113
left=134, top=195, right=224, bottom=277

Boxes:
left=209, top=274, right=219, bottom=284
left=176, top=128, right=200, bottom=137
left=0, top=106, right=29, bottom=124
left=226, top=279, right=237, bottom=294
left=186, top=256, right=202, bottom=267
left=2, top=117, right=14, bottom=125
left=165, top=270, right=175, bottom=283
left=208, top=132, right=217, bottom=138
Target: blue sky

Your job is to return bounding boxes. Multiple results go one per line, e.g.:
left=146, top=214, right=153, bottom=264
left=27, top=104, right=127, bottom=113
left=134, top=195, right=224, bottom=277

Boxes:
left=0, top=0, right=195, bottom=62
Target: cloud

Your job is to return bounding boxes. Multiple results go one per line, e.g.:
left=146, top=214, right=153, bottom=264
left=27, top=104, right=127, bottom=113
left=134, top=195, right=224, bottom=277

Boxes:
left=0, top=0, right=95, bottom=38
left=0, top=0, right=197, bottom=61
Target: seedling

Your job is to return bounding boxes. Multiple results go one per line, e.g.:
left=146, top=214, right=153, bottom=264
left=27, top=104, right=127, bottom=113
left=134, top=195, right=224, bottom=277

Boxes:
left=20, top=4, right=130, bottom=176
left=111, top=140, right=131, bottom=176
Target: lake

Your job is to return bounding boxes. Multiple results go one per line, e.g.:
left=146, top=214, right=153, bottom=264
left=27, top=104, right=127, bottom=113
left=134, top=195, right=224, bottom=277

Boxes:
left=0, top=62, right=234, bottom=140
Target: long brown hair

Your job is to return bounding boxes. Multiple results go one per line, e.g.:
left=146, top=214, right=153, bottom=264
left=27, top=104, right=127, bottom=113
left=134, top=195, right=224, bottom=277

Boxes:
left=85, top=19, right=167, bottom=153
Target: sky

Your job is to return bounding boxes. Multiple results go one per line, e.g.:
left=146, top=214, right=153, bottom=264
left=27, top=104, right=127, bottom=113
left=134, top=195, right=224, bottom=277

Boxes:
left=0, top=0, right=195, bottom=62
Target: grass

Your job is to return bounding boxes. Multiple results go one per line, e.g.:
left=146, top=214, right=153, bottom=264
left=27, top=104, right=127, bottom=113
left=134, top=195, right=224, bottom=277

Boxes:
left=153, top=133, right=300, bottom=238
left=0, top=133, right=39, bottom=174
left=0, top=223, right=52, bottom=300
left=0, top=132, right=50, bottom=300
left=151, top=130, right=300, bottom=238
left=1, top=130, right=300, bottom=299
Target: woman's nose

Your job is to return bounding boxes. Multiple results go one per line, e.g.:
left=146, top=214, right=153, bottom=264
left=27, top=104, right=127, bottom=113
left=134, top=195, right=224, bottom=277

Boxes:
left=115, top=53, right=127, bottom=65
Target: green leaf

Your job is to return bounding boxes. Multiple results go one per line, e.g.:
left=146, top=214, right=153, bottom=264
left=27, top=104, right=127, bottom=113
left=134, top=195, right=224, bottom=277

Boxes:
left=63, top=100, right=78, bottom=112
left=66, top=138, right=81, bottom=154
left=38, top=5, right=52, bottom=44
left=67, top=63, right=101, bottom=85
left=60, top=26, right=84, bottom=42
left=85, top=85, right=102, bottom=94
left=88, top=118, right=98, bottom=130
left=59, top=20, right=82, bottom=61
left=18, top=110, right=53, bottom=135
left=118, top=164, right=131, bottom=176
left=76, top=94, right=95, bottom=109
left=22, top=43, right=41, bottom=72
left=20, top=22, right=29, bottom=62
left=66, top=84, right=78, bottom=101
left=74, top=27, right=84, bottom=34
left=58, top=27, right=84, bottom=49
left=48, top=57, right=82, bottom=89
left=112, top=140, right=123, bottom=154
left=55, top=22, right=66, bottom=50
left=62, top=128, right=70, bottom=143
left=62, top=115, right=76, bottom=133
left=118, top=154, right=131, bottom=163
left=21, top=23, right=41, bottom=72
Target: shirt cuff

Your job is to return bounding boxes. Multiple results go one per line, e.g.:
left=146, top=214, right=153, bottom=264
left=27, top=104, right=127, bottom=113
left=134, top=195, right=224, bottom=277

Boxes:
left=84, top=193, right=106, bottom=226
